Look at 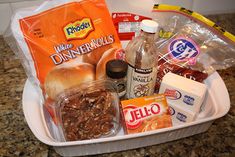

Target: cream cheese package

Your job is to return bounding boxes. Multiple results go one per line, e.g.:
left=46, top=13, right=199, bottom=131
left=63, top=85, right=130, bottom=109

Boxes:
left=159, top=72, right=207, bottom=113
left=169, top=103, right=196, bottom=125
left=159, top=72, right=207, bottom=124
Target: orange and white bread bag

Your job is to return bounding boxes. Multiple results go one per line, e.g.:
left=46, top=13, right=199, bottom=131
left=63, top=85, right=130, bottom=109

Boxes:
left=10, top=0, right=124, bottom=102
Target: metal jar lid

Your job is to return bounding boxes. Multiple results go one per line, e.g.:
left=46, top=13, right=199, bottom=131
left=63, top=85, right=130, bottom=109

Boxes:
left=106, top=59, right=128, bottom=79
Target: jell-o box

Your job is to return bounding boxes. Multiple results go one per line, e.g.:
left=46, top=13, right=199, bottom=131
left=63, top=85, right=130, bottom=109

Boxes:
left=121, top=94, right=172, bottom=134
left=159, top=72, right=207, bottom=124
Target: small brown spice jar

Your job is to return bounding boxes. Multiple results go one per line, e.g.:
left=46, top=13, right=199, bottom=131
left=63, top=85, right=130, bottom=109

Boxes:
left=106, top=59, right=128, bottom=98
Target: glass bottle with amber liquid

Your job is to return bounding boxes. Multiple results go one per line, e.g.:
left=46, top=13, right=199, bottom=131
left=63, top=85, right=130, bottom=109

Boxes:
left=125, top=20, right=159, bottom=99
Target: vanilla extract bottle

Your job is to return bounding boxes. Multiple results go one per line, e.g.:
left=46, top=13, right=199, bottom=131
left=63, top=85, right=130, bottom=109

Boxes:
left=125, top=20, right=159, bottom=99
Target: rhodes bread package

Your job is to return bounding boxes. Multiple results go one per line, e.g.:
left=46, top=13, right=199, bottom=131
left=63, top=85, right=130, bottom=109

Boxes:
left=10, top=0, right=124, bottom=122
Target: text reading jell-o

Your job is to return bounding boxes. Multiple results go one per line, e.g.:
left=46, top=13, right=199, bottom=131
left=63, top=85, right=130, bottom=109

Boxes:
left=121, top=94, right=172, bottom=134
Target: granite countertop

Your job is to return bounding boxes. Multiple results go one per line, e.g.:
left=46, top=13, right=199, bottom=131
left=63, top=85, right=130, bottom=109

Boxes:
left=0, top=14, right=235, bottom=157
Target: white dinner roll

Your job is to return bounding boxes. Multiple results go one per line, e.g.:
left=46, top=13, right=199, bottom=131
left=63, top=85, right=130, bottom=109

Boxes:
left=44, top=62, right=95, bottom=100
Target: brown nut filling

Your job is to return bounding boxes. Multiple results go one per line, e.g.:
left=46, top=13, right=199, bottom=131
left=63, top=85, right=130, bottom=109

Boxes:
left=60, top=88, right=117, bottom=141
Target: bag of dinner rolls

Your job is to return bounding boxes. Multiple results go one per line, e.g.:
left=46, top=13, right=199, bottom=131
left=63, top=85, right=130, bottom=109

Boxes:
left=8, top=0, right=124, bottom=122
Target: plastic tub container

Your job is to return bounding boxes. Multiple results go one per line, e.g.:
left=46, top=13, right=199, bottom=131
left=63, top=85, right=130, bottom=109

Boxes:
left=48, top=80, right=121, bottom=142
left=22, top=71, right=230, bottom=156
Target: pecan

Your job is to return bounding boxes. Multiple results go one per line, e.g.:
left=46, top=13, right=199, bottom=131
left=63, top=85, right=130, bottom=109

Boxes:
left=60, top=88, right=118, bottom=141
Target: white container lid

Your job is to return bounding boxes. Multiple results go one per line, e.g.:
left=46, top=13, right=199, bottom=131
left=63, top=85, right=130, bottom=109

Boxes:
left=140, top=20, right=159, bottom=33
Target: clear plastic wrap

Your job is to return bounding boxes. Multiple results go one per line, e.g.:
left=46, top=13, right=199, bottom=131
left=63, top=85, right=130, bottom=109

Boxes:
left=52, top=80, right=120, bottom=142
left=151, top=4, right=235, bottom=91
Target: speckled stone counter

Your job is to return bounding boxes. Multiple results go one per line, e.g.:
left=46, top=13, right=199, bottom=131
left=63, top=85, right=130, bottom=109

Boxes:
left=0, top=14, right=235, bottom=157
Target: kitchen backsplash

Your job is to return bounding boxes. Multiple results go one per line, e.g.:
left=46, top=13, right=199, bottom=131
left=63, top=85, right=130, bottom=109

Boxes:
left=0, top=0, right=44, bottom=34
left=0, top=0, right=235, bottom=34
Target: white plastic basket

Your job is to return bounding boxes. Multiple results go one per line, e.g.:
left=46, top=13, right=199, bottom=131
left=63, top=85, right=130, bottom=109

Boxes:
left=22, top=71, right=230, bottom=156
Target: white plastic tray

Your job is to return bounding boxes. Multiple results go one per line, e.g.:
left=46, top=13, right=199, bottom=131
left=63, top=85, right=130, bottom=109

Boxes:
left=22, top=72, right=230, bottom=156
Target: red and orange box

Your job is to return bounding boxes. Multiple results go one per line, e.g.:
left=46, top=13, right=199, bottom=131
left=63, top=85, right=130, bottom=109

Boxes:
left=121, top=94, right=172, bottom=134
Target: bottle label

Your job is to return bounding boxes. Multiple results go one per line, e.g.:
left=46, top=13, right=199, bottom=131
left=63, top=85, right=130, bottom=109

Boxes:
left=117, top=82, right=126, bottom=97
left=127, top=64, right=156, bottom=98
